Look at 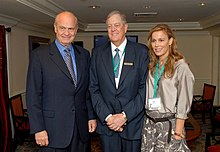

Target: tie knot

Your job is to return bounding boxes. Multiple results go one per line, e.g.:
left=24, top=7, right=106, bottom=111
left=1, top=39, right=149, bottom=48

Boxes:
left=64, top=48, right=70, bottom=53
left=115, top=48, right=120, bottom=53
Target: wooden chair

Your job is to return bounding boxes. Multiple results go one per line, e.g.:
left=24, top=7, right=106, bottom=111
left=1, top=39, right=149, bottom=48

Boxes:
left=205, top=132, right=220, bottom=152
left=191, top=83, right=216, bottom=123
left=210, top=106, right=220, bottom=137
left=9, top=94, right=34, bottom=149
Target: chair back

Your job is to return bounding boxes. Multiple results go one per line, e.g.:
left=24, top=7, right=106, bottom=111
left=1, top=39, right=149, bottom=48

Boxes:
left=9, top=94, right=34, bottom=148
left=9, top=94, right=30, bottom=131
left=10, top=94, right=24, bottom=117
left=203, top=83, right=216, bottom=100
left=191, top=83, right=216, bottom=123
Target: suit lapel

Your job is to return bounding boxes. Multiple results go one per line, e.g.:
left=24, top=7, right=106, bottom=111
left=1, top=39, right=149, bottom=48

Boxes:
left=119, top=42, right=135, bottom=87
left=49, top=42, right=75, bottom=84
left=101, top=43, right=115, bottom=86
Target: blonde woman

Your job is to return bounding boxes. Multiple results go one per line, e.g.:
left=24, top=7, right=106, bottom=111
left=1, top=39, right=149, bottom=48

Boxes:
left=141, top=24, right=194, bottom=152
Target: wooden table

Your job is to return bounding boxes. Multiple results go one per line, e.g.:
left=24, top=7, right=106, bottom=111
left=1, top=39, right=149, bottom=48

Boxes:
left=185, top=113, right=202, bottom=142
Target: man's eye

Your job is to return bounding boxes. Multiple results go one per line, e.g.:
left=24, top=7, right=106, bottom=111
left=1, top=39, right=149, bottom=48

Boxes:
left=69, top=28, right=74, bottom=32
left=60, top=27, right=65, bottom=30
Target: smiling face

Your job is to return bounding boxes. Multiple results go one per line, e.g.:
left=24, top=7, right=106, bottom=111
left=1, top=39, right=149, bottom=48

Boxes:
left=106, top=14, right=128, bottom=47
left=54, top=12, right=78, bottom=47
left=151, top=30, right=173, bottom=61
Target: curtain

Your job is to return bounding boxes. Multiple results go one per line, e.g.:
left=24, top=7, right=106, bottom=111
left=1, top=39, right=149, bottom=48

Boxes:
left=0, top=25, right=13, bottom=151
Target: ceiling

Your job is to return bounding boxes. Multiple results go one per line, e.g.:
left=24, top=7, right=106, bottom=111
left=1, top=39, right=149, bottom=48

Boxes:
left=1, top=0, right=220, bottom=32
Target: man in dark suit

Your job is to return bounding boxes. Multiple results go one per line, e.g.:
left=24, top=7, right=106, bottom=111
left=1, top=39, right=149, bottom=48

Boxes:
left=89, top=10, right=149, bottom=152
left=26, top=11, right=96, bottom=152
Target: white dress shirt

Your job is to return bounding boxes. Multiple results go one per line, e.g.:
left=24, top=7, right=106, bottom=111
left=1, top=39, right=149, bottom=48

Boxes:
left=111, top=38, right=127, bottom=89
left=105, top=38, right=127, bottom=122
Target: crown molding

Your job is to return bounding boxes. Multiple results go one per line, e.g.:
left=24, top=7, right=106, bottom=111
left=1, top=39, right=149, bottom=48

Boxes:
left=174, top=31, right=210, bottom=36
left=0, top=14, right=20, bottom=27
left=84, top=22, right=203, bottom=32
left=76, top=30, right=210, bottom=37
left=200, top=12, right=220, bottom=29
left=0, top=13, right=52, bottom=34
left=16, top=0, right=62, bottom=18
left=16, top=0, right=85, bottom=31
left=129, top=22, right=203, bottom=31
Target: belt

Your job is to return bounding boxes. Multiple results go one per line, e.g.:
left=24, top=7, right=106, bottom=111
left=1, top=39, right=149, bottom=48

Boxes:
left=145, top=114, right=175, bottom=143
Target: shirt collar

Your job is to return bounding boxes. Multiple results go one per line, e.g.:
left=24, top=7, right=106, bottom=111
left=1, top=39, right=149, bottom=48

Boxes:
left=111, top=38, right=127, bottom=54
left=55, top=39, right=73, bottom=52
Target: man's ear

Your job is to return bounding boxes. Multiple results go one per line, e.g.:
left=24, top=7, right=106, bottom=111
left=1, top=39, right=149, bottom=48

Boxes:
left=75, top=28, right=78, bottom=36
left=124, top=24, right=128, bottom=33
left=54, top=24, right=57, bottom=33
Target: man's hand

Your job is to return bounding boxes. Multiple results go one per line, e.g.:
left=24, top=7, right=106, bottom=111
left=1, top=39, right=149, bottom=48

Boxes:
left=35, top=130, right=49, bottom=146
left=88, top=119, right=97, bottom=133
left=106, top=113, right=127, bottom=132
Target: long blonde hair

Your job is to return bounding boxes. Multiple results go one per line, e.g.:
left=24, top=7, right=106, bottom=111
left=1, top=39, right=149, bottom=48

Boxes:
left=147, top=24, right=184, bottom=78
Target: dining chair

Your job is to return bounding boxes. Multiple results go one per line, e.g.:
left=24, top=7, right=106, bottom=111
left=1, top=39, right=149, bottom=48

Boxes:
left=9, top=94, right=34, bottom=149
left=191, top=83, right=216, bottom=123
left=210, top=106, right=220, bottom=137
left=205, top=132, right=220, bottom=152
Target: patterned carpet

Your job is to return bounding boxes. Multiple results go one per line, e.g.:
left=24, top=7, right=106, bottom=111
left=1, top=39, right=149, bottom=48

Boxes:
left=15, top=134, right=103, bottom=152
left=187, top=119, right=212, bottom=152
left=15, top=116, right=214, bottom=152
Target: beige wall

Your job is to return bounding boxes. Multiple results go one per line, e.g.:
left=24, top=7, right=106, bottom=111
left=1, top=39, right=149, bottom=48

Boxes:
left=76, top=31, right=220, bottom=104
left=176, top=33, right=213, bottom=93
left=6, top=28, right=220, bottom=105
left=76, top=31, right=214, bottom=92
left=7, top=26, right=51, bottom=97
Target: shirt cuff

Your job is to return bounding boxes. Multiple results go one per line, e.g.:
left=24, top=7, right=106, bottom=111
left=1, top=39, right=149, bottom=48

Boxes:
left=105, top=114, right=112, bottom=122
left=122, top=111, right=127, bottom=121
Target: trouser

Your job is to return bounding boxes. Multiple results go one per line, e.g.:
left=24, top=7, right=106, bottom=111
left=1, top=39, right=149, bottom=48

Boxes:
left=38, top=124, right=90, bottom=152
left=100, top=133, right=141, bottom=152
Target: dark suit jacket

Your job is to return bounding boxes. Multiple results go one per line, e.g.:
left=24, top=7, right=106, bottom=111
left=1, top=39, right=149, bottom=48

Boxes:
left=26, top=41, right=95, bottom=148
left=89, top=40, right=149, bottom=140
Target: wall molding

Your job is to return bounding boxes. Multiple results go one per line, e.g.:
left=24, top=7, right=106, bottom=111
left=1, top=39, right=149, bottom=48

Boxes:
left=200, top=13, right=220, bottom=29
left=0, top=14, right=20, bottom=27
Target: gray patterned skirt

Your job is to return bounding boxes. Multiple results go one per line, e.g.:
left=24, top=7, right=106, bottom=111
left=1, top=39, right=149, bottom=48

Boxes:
left=141, top=111, right=191, bottom=152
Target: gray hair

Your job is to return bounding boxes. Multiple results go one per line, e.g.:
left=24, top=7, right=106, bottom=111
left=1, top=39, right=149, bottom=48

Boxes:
left=106, top=10, right=127, bottom=24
